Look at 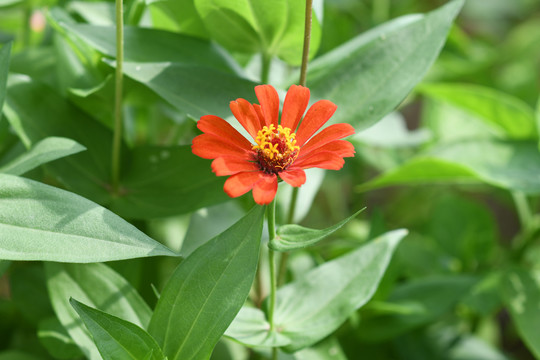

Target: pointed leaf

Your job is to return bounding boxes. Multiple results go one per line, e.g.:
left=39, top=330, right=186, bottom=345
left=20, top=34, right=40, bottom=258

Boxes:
left=70, top=299, right=165, bottom=360
left=307, top=0, right=464, bottom=130
left=148, top=206, right=265, bottom=360
left=0, top=174, right=177, bottom=262
left=269, top=208, right=366, bottom=251
left=274, top=229, right=408, bottom=351
left=0, top=137, right=86, bottom=176
left=502, top=268, right=540, bottom=358
left=46, top=262, right=153, bottom=360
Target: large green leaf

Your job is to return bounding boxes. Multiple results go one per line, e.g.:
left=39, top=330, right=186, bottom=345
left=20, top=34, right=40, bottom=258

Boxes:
left=419, top=83, right=536, bottom=139
left=149, top=205, right=265, bottom=360
left=0, top=174, right=177, bottom=262
left=194, top=0, right=321, bottom=65
left=46, top=262, right=153, bottom=360
left=273, top=229, right=408, bottom=352
left=109, top=145, right=229, bottom=219
left=71, top=299, right=165, bottom=360
left=502, top=268, right=540, bottom=358
left=0, top=137, right=86, bottom=176
left=118, top=61, right=257, bottom=119
left=0, top=42, right=10, bottom=120
left=306, top=0, right=464, bottom=130
left=269, top=208, right=366, bottom=251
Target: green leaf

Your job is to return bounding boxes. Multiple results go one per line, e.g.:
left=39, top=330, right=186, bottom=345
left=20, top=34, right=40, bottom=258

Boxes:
left=224, top=306, right=291, bottom=347
left=274, top=229, right=408, bottom=352
left=419, top=83, right=536, bottom=139
left=109, top=145, right=229, bottom=219
left=0, top=174, right=177, bottom=262
left=149, top=205, right=265, bottom=360
left=269, top=208, right=366, bottom=251
left=0, top=42, right=10, bottom=120
left=70, top=299, right=165, bottom=360
left=0, top=260, right=9, bottom=276
left=358, top=157, right=480, bottom=192
left=502, top=268, right=540, bottom=358
left=357, top=275, right=477, bottom=342
left=194, top=0, right=321, bottom=65
left=118, top=61, right=257, bottom=119
left=0, top=352, right=41, bottom=360
left=59, top=22, right=238, bottom=72
left=46, top=262, right=153, bottom=360
left=148, top=0, right=208, bottom=38
left=0, top=137, right=86, bottom=175
left=307, top=0, right=464, bottom=130
left=38, top=317, right=84, bottom=359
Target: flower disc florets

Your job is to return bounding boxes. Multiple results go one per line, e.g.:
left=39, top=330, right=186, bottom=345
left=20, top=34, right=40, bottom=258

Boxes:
left=253, top=124, right=300, bottom=174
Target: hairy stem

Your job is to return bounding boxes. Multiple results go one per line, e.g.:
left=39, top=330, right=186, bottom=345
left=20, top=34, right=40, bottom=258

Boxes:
left=267, top=200, right=277, bottom=333
left=112, top=0, right=124, bottom=192
left=299, top=0, right=313, bottom=87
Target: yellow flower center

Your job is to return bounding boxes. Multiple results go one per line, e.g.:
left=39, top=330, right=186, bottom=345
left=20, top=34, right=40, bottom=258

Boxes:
left=253, top=124, right=300, bottom=174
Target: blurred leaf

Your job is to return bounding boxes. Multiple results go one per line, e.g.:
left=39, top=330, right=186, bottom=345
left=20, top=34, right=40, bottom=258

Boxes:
left=293, top=337, right=348, bottom=360
left=71, top=299, right=165, bottom=360
left=0, top=260, right=9, bottom=276
left=225, top=306, right=291, bottom=347
left=149, top=0, right=208, bottom=37
left=307, top=0, right=464, bottom=130
left=46, top=262, right=153, bottom=360
left=194, top=0, right=321, bottom=65
left=0, top=137, right=86, bottom=175
left=109, top=145, right=229, bottom=219
left=38, top=317, right=84, bottom=359
left=67, top=1, right=115, bottom=25
left=358, top=275, right=477, bottom=342
left=419, top=83, right=536, bottom=139
left=10, top=264, right=53, bottom=325
left=358, top=157, right=480, bottom=191
left=0, top=174, right=177, bottom=262
left=149, top=206, right=264, bottom=360
left=274, top=229, right=407, bottom=352
left=269, top=208, right=365, bottom=251
left=0, top=352, right=40, bottom=360
left=0, top=41, right=10, bottom=120
left=117, top=61, right=257, bottom=119
left=60, top=22, right=239, bottom=71
left=502, top=268, right=540, bottom=358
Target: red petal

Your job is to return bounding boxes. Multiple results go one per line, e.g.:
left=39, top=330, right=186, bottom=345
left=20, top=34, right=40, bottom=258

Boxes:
left=253, top=104, right=265, bottom=129
left=197, top=115, right=252, bottom=149
left=230, top=98, right=261, bottom=140
left=279, top=169, right=306, bottom=187
left=211, top=157, right=260, bottom=176
left=224, top=171, right=263, bottom=198
left=255, top=85, right=280, bottom=128
left=294, top=151, right=345, bottom=170
left=252, top=174, right=278, bottom=205
left=281, top=85, right=310, bottom=131
left=192, top=134, right=253, bottom=160
left=299, top=140, right=355, bottom=160
left=295, top=100, right=338, bottom=147
left=299, top=123, right=355, bottom=157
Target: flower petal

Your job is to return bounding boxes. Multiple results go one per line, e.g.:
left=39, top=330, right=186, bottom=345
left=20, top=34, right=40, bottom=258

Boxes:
left=279, top=168, right=306, bottom=187
left=294, top=151, right=345, bottom=170
left=295, top=100, right=338, bottom=147
left=255, top=85, right=280, bottom=128
left=281, top=85, right=310, bottom=131
left=253, top=104, right=265, bottom=128
left=212, top=157, right=260, bottom=176
left=197, top=115, right=252, bottom=149
left=224, top=171, right=263, bottom=198
left=299, top=140, right=355, bottom=160
left=299, top=123, right=355, bottom=157
left=230, top=98, right=262, bottom=140
left=192, top=134, right=253, bottom=160
left=252, top=173, right=278, bottom=205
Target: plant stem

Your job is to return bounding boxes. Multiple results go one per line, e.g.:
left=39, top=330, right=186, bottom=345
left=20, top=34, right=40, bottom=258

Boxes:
left=261, top=52, right=271, bottom=84
left=512, top=191, right=532, bottom=231
left=267, top=200, right=277, bottom=332
left=298, top=0, right=313, bottom=87
left=112, top=0, right=124, bottom=192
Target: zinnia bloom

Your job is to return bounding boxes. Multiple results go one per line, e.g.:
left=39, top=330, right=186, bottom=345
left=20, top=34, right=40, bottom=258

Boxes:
left=191, top=85, right=355, bottom=205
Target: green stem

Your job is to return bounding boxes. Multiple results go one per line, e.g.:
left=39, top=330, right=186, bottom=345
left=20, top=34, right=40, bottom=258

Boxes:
left=22, top=5, right=31, bottom=47
left=512, top=191, right=532, bottom=231
left=298, top=0, right=313, bottom=87
left=112, top=0, right=124, bottom=192
left=261, top=52, right=271, bottom=84
left=267, top=200, right=277, bottom=333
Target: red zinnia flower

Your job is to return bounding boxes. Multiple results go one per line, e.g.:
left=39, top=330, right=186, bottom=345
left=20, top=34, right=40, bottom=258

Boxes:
left=191, top=84, right=355, bottom=205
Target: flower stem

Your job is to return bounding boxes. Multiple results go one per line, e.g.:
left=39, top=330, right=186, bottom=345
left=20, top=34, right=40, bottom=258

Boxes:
left=299, top=0, right=313, bottom=87
left=261, top=52, right=271, bottom=84
left=111, top=0, right=124, bottom=192
left=267, top=200, right=277, bottom=333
